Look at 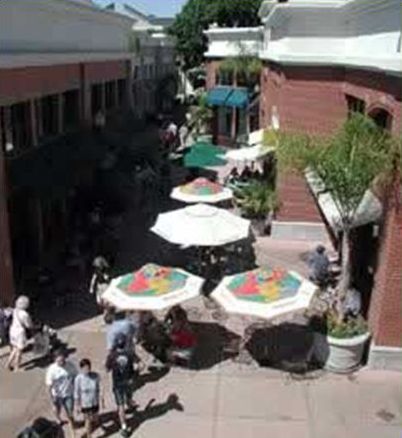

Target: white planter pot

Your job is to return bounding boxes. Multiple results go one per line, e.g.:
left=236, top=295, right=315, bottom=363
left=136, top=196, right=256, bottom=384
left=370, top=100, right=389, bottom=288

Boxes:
left=314, top=332, right=370, bottom=374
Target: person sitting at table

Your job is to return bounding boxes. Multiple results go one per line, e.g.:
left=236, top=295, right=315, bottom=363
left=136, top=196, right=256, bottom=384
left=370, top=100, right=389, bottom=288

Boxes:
left=167, top=316, right=196, bottom=366
left=250, top=161, right=261, bottom=180
left=140, top=312, right=171, bottom=364
left=164, top=306, right=188, bottom=331
left=240, top=165, right=252, bottom=181
left=225, top=167, right=239, bottom=185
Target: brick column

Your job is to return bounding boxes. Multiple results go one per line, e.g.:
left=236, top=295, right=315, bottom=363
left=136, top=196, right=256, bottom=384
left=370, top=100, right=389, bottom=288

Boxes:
left=100, top=82, right=106, bottom=114
left=0, top=116, right=15, bottom=306
left=126, top=60, right=134, bottom=110
left=36, top=99, right=44, bottom=139
left=369, top=185, right=402, bottom=348
left=113, top=81, right=119, bottom=109
left=57, top=94, right=64, bottom=135
left=80, top=64, right=92, bottom=126
left=231, top=108, right=237, bottom=143
left=29, top=100, right=38, bottom=146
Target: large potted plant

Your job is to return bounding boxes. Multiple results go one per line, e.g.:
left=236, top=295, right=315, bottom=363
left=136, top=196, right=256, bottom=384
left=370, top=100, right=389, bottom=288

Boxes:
left=277, top=114, right=397, bottom=373
left=234, top=180, right=278, bottom=236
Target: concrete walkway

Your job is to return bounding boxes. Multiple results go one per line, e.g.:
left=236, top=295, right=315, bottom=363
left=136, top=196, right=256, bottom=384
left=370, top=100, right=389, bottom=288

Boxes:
left=1, top=317, right=401, bottom=438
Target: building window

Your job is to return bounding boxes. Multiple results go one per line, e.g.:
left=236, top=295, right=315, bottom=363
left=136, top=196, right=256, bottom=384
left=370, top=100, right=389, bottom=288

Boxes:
left=218, top=70, right=233, bottom=86
left=63, top=90, right=80, bottom=132
left=369, top=108, right=392, bottom=131
left=10, top=101, right=33, bottom=153
left=105, top=81, right=115, bottom=110
left=117, top=80, right=126, bottom=107
left=91, top=84, right=103, bottom=115
left=346, top=95, right=366, bottom=117
left=236, top=109, right=247, bottom=137
left=218, top=107, right=232, bottom=136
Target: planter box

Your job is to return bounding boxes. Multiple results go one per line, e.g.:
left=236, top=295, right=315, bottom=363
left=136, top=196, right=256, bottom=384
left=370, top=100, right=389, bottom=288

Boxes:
left=314, top=331, right=371, bottom=373
left=251, top=218, right=266, bottom=236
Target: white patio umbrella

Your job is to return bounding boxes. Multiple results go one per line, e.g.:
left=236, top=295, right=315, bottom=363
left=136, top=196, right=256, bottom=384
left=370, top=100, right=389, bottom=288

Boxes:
left=225, top=144, right=275, bottom=162
left=151, top=203, right=250, bottom=247
left=102, top=263, right=204, bottom=311
left=211, top=267, right=317, bottom=320
left=171, top=177, right=233, bottom=204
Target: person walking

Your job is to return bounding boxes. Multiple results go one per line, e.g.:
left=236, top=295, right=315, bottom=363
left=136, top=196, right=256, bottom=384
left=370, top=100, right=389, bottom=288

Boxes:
left=74, top=358, right=103, bottom=438
left=105, top=334, right=137, bottom=437
left=6, top=296, right=33, bottom=371
left=89, top=256, right=111, bottom=318
left=105, top=311, right=138, bottom=353
left=46, top=349, right=77, bottom=437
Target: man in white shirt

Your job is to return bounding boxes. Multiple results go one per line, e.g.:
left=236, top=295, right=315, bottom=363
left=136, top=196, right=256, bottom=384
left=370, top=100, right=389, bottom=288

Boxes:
left=46, top=349, right=77, bottom=436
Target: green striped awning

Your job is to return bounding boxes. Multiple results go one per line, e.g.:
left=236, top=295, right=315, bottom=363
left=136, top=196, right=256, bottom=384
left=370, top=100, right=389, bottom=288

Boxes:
left=206, top=87, right=233, bottom=106
left=206, top=86, right=249, bottom=108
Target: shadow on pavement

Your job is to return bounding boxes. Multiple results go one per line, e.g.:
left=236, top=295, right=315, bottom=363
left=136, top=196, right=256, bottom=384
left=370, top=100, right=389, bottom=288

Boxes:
left=191, top=321, right=240, bottom=370
left=132, top=366, right=170, bottom=392
left=97, top=394, right=183, bottom=438
left=246, top=323, right=327, bottom=375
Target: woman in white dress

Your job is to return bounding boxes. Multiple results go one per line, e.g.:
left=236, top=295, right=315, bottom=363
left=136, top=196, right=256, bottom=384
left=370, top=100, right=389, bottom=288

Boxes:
left=6, top=295, right=33, bottom=371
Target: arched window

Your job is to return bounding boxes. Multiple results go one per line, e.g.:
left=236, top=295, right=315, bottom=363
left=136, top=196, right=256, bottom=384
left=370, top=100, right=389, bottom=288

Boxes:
left=368, top=108, right=393, bottom=132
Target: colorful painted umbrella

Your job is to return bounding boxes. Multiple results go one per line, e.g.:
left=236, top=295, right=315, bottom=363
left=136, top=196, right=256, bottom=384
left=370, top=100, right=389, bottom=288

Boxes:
left=171, top=177, right=233, bottom=204
left=211, top=267, right=317, bottom=320
left=151, top=203, right=250, bottom=247
left=102, top=264, right=204, bottom=310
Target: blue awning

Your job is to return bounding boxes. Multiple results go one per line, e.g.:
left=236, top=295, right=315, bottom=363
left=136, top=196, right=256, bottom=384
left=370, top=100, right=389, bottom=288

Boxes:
left=226, top=88, right=249, bottom=108
left=206, top=87, right=233, bottom=106
left=206, top=86, right=249, bottom=108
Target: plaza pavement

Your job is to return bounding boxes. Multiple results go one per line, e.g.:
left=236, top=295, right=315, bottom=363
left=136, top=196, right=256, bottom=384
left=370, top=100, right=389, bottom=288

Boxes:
left=0, top=313, right=401, bottom=438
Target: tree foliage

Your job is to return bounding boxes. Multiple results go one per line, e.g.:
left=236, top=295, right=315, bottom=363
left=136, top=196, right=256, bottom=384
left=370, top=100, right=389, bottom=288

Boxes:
left=277, top=114, right=393, bottom=227
left=169, top=0, right=263, bottom=69
left=219, top=45, right=263, bottom=87
left=277, top=114, right=397, bottom=321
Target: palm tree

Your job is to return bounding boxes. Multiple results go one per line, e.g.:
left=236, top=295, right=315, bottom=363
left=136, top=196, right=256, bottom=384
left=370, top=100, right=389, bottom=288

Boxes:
left=217, top=46, right=262, bottom=142
left=218, top=54, right=262, bottom=88
left=277, top=113, right=399, bottom=321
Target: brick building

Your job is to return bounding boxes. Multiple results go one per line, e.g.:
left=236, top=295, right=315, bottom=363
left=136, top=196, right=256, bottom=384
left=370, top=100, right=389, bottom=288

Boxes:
left=205, top=0, right=401, bottom=369
left=204, top=27, right=263, bottom=146
left=0, top=0, right=134, bottom=305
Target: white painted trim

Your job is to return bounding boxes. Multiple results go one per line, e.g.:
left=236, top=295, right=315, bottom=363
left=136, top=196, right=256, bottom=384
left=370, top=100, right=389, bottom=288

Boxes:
left=271, top=220, right=328, bottom=242
left=368, top=343, right=402, bottom=371
left=204, top=27, right=264, bottom=35
left=259, top=52, right=402, bottom=75
left=0, top=52, right=132, bottom=69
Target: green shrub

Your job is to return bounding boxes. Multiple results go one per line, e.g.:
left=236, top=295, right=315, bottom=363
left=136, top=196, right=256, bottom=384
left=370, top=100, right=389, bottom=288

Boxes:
left=327, top=311, right=368, bottom=339
left=235, top=180, right=278, bottom=219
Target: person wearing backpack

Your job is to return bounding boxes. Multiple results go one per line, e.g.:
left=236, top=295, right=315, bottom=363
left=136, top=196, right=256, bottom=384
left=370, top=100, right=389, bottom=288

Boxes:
left=105, top=334, right=137, bottom=437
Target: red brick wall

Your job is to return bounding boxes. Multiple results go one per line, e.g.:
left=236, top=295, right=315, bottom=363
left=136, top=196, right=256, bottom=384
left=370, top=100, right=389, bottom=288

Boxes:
left=343, top=69, right=401, bottom=137
left=84, top=60, right=127, bottom=83
left=260, top=63, right=347, bottom=134
left=0, top=60, right=129, bottom=106
left=262, top=63, right=402, bottom=225
left=276, top=171, right=323, bottom=223
left=0, top=64, right=81, bottom=104
left=369, top=185, right=402, bottom=347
